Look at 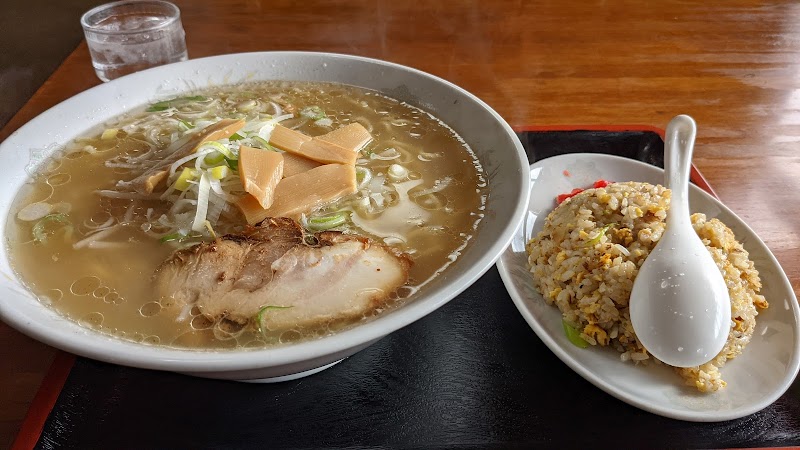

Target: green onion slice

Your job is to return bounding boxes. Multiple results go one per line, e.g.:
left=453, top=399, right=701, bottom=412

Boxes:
left=584, top=223, right=615, bottom=247
left=300, top=106, right=326, bottom=120
left=146, top=96, right=208, bottom=112
left=196, top=141, right=235, bottom=159
left=224, top=157, right=239, bottom=171
left=159, top=232, right=185, bottom=243
left=178, top=119, right=193, bottom=131
left=159, top=232, right=202, bottom=243
left=229, top=132, right=245, bottom=141
left=204, top=152, right=226, bottom=165
left=562, top=319, right=590, bottom=348
left=255, top=305, right=293, bottom=335
left=250, top=136, right=276, bottom=150
left=100, top=128, right=119, bottom=140
left=355, top=167, right=372, bottom=189
left=306, top=212, right=349, bottom=232
left=32, top=213, right=71, bottom=243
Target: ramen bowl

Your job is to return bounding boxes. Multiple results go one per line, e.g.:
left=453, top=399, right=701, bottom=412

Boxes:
left=0, top=52, right=530, bottom=381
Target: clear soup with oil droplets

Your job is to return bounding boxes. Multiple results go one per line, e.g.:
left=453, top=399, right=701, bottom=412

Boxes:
left=6, top=81, right=487, bottom=350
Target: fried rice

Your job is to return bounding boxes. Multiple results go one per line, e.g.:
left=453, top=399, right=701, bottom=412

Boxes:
left=525, top=181, right=768, bottom=392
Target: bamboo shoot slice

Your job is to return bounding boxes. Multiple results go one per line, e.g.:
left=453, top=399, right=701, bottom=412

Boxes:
left=269, top=125, right=311, bottom=153
left=236, top=164, right=357, bottom=224
left=316, top=123, right=373, bottom=152
left=282, top=152, right=322, bottom=178
left=238, top=145, right=284, bottom=209
left=269, top=124, right=359, bottom=166
left=293, top=139, right=359, bottom=165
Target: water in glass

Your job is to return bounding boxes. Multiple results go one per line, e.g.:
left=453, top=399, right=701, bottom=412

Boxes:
left=82, top=1, right=188, bottom=82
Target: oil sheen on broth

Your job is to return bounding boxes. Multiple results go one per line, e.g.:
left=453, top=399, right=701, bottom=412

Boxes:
left=6, top=81, right=487, bottom=349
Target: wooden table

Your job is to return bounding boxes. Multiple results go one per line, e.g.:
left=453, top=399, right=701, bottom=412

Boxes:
left=2, top=1, right=799, bottom=447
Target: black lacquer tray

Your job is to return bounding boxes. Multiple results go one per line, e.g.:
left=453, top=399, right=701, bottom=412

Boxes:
left=16, top=128, right=800, bottom=450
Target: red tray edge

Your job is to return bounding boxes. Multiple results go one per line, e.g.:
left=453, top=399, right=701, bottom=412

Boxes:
left=12, top=352, right=75, bottom=450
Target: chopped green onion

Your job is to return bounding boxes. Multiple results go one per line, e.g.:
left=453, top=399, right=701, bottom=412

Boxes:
left=159, top=232, right=185, bottom=243
left=209, top=165, right=229, bottom=180
left=306, top=212, right=349, bottom=232
left=146, top=95, right=208, bottom=112
left=255, top=305, right=293, bottom=334
left=387, top=164, right=409, bottom=181
left=300, top=106, right=326, bottom=120
left=203, top=220, right=218, bottom=240
left=224, top=157, right=239, bottom=171
left=204, top=152, right=226, bottom=165
left=356, top=167, right=372, bottom=189
left=178, top=119, right=193, bottom=131
left=584, top=223, right=615, bottom=247
left=250, top=136, right=275, bottom=150
left=100, top=128, right=119, bottom=140
left=562, top=319, right=590, bottom=348
left=158, top=231, right=202, bottom=243
left=32, top=214, right=71, bottom=243
left=196, top=141, right=235, bottom=159
left=229, top=133, right=245, bottom=141
left=174, top=167, right=200, bottom=191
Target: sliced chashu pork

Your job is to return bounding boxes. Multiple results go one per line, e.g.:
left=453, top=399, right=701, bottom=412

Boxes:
left=154, top=218, right=411, bottom=331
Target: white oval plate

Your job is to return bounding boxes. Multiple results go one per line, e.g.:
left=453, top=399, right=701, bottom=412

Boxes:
left=496, top=153, right=800, bottom=422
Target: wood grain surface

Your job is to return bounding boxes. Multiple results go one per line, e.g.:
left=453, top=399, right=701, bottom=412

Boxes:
left=2, top=0, right=799, bottom=446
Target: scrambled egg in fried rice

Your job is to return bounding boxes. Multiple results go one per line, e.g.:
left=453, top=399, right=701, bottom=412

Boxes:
left=525, top=181, right=768, bottom=392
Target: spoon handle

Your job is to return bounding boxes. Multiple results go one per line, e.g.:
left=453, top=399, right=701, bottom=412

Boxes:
left=664, top=114, right=697, bottom=227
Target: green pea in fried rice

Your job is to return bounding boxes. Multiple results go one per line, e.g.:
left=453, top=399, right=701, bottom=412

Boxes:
left=525, top=181, right=768, bottom=392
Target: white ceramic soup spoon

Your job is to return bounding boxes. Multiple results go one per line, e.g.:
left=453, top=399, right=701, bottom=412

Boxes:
left=629, top=115, right=731, bottom=368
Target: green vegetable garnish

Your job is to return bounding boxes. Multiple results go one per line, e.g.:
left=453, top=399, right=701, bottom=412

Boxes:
left=250, top=135, right=275, bottom=150
left=174, top=167, right=200, bottom=191
left=255, top=305, right=293, bottom=334
left=584, top=223, right=615, bottom=247
left=300, top=105, right=326, bottom=120
left=178, top=119, right=193, bottom=131
left=224, top=157, right=239, bottom=171
left=229, top=133, right=245, bottom=141
left=100, top=128, right=119, bottom=140
left=146, top=96, right=208, bottom=112
left=159, top=232, right=185, bottom=243
left=562, top=319, right=590, bottom=348
left=306, top=212, right=349, bottom=232
left=209, top=165, right=229, bottom=180
left=197, top=141, right=235, bottom=159
left=158, top=232, right=201, bottom=243
left=32, top=213, right=72, bottom=243
left=355, top=167, right=370, bottom=185
left=204, top=152, right=226, bottom=165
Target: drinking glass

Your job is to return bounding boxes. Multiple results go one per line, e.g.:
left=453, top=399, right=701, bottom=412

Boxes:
left=80, top=0, right=188, bottom=82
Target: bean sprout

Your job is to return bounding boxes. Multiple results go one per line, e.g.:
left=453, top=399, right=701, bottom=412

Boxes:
left=73, top=225, right=121, bottom=249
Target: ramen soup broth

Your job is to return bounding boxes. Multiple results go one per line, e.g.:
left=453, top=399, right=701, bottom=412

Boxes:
left=6, top=81, right=486, bottom=349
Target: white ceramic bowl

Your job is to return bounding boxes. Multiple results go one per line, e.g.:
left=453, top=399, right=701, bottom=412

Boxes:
left=0, top=52, right=530, bottom=381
